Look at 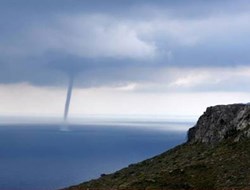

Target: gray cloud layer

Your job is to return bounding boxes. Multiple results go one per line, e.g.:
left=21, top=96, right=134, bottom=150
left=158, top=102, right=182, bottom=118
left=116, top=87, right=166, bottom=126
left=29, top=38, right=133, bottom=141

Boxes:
left=0, top=0, right=250, bottom=90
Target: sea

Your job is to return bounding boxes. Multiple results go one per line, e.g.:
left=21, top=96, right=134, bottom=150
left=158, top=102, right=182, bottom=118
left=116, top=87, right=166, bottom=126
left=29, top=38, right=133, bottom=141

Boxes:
left=0, top=120, right=194, bottom=190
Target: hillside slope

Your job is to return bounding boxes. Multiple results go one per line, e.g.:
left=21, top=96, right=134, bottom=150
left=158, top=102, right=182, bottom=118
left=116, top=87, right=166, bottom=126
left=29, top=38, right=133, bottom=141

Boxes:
left=65, top=104, right=250, bottom=190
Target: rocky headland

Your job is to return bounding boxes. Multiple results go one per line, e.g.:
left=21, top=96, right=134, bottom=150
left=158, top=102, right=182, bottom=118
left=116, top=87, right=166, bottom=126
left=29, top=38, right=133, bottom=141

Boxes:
left=64, top=104, right=250, bottom=190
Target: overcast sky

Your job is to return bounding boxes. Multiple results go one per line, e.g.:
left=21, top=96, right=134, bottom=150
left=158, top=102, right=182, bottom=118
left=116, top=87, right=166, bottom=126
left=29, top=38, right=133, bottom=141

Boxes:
left=1, top=0, right=250, bottom=119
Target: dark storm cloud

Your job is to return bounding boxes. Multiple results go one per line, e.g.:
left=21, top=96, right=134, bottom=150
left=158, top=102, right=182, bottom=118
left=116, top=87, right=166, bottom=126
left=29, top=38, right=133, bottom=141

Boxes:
left=0, top=0, right=250, bottom=88
left=1, top=0, right=249, bottom=18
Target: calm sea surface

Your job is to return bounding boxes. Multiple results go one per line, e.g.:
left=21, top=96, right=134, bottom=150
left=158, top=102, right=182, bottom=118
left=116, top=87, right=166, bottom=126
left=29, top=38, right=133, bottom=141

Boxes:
left=0, top=123, right=190, bottom=190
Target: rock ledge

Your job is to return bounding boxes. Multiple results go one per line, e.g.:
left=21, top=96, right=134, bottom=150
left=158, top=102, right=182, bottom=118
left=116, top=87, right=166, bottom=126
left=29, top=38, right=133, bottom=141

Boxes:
left=188, top=103, right=250, bottom=144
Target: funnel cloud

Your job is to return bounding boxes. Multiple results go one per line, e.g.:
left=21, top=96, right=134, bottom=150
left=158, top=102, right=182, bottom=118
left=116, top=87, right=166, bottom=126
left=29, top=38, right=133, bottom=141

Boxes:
left=62, top=75, right=74, bottom=129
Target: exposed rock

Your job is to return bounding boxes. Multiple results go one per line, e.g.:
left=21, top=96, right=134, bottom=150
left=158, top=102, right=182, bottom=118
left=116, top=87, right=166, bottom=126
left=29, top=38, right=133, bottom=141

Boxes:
left=188, top=104, right=250, bottom=144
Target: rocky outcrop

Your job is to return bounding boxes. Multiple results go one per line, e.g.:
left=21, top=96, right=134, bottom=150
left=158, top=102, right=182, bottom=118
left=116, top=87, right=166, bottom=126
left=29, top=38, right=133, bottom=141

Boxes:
left=188, top=103, right=250, bottom=144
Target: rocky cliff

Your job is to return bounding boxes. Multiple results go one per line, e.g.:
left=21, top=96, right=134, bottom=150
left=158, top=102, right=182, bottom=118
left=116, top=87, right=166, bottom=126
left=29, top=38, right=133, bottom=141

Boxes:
left=65, top=104, right=250, bottom=190
left=188, top=104, right=250, bottom=144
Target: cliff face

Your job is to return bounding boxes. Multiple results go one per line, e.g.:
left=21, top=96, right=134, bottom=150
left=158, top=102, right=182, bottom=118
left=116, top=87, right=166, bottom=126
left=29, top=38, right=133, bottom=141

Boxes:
left=188, top=104, right=250, bottom=144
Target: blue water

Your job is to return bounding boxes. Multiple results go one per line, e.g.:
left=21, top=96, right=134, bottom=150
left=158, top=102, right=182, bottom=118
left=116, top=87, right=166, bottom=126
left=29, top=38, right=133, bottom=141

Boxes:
left=0, top=124, right=188, bottom=190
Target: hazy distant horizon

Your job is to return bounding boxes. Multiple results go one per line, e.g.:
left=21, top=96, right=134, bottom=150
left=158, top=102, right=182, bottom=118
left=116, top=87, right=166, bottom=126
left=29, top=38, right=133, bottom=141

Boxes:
left=0, top=114, right=196, bottom=131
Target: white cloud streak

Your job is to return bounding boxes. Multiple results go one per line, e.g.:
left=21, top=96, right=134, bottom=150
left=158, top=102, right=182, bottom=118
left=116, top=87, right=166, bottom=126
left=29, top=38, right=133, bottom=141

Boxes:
left=1, top=83, right=250, bottom=118
left=112, top=66, right=250, bottom=92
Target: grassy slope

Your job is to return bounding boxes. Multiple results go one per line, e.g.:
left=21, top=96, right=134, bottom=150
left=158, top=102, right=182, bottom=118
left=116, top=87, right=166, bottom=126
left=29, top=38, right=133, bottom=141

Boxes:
left=66, top=139, right=250, bottom=190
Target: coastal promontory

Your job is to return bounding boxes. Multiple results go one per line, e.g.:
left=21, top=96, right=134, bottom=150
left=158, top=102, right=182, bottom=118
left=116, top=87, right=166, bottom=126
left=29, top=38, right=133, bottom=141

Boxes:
left=65, top=104, right=250, bottom=190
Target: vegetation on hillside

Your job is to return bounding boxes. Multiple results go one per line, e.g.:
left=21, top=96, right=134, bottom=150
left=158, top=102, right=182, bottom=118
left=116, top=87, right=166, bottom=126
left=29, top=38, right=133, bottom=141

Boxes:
left=66, top=139, right=250, bottom=190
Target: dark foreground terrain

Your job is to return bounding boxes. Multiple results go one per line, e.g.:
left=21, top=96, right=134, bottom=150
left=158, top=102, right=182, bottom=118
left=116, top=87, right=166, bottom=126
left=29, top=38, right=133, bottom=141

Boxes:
left=65, top=104, right=250, bottom=190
